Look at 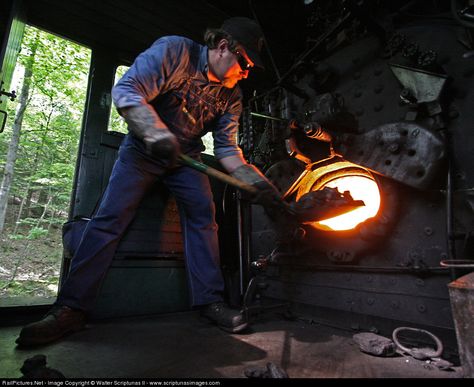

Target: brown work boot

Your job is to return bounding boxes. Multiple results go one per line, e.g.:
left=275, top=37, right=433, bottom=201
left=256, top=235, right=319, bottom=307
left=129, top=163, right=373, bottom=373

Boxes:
left=200, top=302, right=248, bottom=333
left=16, top=305, right=86, bottom=347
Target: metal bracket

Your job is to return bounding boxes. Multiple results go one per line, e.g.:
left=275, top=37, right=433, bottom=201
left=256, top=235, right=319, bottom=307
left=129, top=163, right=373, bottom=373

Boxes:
left=389, top=63, right=447, bottom=104
left=0, top=81, right=17, bottom=102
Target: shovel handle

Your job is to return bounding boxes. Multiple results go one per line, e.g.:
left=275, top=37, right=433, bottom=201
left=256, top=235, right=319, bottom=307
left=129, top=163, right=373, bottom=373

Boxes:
left=178, top=154, right=258, bottom=195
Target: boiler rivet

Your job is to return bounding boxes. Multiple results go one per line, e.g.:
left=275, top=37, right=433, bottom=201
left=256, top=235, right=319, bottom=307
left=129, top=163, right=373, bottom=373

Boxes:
left=400, top=88, right=411, bottom=98
left=424, top=227, right=433, bottom=236
left=353, top=72, right=361, bottom=79
left=417, top=304, right=427, bottom=313
left=293, top=227, right=306, bottom=241
left=367, top=298, right=375, bottom=305
left=389, top=144, right=399, bottom=153
left=416, top=278, right=425, bottom=287
left=374, top=104, right=384, bottom=112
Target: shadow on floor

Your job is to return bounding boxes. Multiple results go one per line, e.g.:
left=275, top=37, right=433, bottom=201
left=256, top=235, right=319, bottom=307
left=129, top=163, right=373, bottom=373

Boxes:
left=0, top=310, right=464, bottom=379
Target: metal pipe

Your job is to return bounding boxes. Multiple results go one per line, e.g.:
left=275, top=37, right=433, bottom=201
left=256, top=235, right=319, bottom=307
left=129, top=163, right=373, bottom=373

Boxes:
left=236, top=194, right=244, bottom=296
left=249, top=111, right=286, bottom=122
left=277, top=262, right=449, bottom=275
left=262, top=248, right=448, bottom=274
left=241, top=200, right=252, bottom=296
left=445, top=130, right=458, bottom=280
left=248, top=0, right=281, bottom=82
left=440, top=260, right=474, bottom=268
left=278, top=12, right=353, bottom=85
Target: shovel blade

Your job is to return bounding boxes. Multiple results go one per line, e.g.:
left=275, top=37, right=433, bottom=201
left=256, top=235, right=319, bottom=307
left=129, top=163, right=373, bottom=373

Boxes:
left=289, top=187, right=365, bottom=223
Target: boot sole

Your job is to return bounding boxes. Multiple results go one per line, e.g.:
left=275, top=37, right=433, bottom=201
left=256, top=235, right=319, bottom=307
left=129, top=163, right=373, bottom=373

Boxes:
left=200, top=315, right=249, bottom=334
left=16, top=322, right=85, bottom=347
left=218, top=322, right=249, bottom=334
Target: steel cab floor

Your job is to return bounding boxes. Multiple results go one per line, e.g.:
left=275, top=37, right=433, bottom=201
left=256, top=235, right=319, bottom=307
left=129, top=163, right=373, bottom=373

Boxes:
left=0, top=310, right=463, bottom=379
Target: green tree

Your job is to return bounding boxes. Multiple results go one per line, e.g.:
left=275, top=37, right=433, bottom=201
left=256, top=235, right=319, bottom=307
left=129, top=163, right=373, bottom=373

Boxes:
left=0, top=28, right=39, bottom=234
left=0, top=25, right=90, bottom=235
left=0, top=25, right=90, bottom=298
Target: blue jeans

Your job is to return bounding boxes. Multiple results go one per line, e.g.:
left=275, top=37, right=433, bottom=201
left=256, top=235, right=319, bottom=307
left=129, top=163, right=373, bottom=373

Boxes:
left=57, top=136, right=224, bottom=311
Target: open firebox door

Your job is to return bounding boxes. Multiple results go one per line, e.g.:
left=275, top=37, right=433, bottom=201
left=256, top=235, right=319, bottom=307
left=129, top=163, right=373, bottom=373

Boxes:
left=239, top=64, right=447, bottom=316
left=244, top=110, right=446, bottom=261
left=291, top=156, right=381, bottom=232
left=287, top=118, right=445, bottom=219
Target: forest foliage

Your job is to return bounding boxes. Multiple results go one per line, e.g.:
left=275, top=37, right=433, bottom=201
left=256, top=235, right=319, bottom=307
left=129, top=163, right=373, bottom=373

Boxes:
left=0, top=25, right=91, bottom=234
left=0, top=25, right=91, bottom=299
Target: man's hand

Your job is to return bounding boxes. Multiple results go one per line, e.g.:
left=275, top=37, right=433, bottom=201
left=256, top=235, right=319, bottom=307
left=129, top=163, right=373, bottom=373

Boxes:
left=230, top=164, right=283, bottom=209
left=142, top=130, right=180, bottom=165
left=120, top=105, right=180, bottom=166
left=252, top=180, right=284, bottom=209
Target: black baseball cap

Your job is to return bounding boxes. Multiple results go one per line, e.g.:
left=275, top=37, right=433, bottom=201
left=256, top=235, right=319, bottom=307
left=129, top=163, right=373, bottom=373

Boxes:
left=221, top=17, right=265, bottom=69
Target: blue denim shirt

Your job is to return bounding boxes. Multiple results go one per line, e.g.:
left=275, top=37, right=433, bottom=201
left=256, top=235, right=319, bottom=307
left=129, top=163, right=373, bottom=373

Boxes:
left=112, top=35, right=244, bottom=160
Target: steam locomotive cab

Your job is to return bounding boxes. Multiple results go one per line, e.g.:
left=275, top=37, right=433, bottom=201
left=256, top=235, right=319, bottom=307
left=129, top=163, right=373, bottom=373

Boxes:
left=0, top=0, right=473, bottom=379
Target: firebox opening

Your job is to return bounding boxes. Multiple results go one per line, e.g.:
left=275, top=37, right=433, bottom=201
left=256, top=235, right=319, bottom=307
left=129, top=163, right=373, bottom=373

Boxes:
left=294, top=159, right=382, bottom=232
left=314, top=175, right=381, bottom=231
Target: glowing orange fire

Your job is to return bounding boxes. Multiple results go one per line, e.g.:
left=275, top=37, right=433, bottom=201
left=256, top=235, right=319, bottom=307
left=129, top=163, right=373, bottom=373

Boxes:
left=293, top=158, right=381, bottom=231
left=315, top=175, right=380, bottom=231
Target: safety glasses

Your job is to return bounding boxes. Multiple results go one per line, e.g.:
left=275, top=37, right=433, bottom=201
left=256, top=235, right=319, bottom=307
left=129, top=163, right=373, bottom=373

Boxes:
left=234, top=50, right=252, bottom=71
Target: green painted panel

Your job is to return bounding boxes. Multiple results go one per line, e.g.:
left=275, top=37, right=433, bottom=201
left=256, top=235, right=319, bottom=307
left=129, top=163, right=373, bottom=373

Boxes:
left=0, top=0, right=25, bottom=96
left=91, top=262, right=190, bottom=319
